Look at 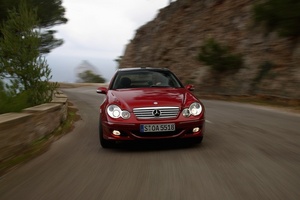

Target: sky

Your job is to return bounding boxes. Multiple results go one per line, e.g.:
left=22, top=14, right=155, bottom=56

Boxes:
left=46, top=0, right=170, bottom=83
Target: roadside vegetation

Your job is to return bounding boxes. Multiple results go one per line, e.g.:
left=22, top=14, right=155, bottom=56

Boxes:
left=253, top=0, right=300, bottom=38
left=77, top=70, right=106, bottom=83
left=0, top=0, right=67, bottom=114
left=197, top=38, right=244, bottom=73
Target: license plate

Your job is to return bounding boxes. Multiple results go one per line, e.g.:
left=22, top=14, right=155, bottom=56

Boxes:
left=140, top=123, right=175, bottom=132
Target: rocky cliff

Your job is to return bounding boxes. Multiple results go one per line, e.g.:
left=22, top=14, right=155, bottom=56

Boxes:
left=119, top=0, right=300, bottom=99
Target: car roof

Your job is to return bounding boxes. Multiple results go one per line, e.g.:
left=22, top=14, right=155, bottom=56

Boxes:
left=117, top=67, right=170, bottom=72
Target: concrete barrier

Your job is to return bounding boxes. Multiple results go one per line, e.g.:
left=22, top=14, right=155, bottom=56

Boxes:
left=0, top=92, right=68, bottom=163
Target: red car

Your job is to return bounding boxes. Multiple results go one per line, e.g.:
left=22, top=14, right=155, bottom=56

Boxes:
left=96, top=68, right=205, bottom=148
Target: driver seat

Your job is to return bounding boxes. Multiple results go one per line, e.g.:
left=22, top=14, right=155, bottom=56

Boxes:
left=119, top=77, right=131, bottom=88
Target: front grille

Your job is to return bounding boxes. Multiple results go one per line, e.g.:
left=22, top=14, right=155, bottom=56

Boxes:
left=132, top=129, right=183, bottom=137
left=133, top=107, right=180, bottom=119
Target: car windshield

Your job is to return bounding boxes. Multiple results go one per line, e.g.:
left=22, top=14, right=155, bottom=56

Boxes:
left=111, top=69, right=183, bottom=90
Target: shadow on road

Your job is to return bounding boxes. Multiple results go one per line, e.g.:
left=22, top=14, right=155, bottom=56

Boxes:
left=101, top=139, right=203, bottom=152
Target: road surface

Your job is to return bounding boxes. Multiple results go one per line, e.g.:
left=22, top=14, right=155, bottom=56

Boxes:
left=0, top=86, right=299, bottom=200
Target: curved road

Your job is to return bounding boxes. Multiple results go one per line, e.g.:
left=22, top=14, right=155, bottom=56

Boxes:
left=0, top=86, right=299, bottom=200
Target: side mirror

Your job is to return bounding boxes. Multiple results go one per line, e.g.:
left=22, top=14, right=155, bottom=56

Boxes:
left=96, top=87, right=108, bottom=94
left=185, top=84, right=194, bottom=91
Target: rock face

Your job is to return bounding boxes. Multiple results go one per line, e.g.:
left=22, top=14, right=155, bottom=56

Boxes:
left=120, top=0, right=300, bottom=98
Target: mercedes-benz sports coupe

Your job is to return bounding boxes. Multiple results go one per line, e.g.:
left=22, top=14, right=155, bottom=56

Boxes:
left=96, top=68, right=205, bottom=148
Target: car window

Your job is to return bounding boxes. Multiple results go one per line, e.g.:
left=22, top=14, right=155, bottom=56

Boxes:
left=111, top=70, right=183, bottom=89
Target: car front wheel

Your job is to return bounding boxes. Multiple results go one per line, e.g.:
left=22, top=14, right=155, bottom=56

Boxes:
left=99, top=122, right=113, bottom=148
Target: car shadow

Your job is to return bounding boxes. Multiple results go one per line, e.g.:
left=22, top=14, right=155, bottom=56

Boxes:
left=106, top=139, right=202, bottom=152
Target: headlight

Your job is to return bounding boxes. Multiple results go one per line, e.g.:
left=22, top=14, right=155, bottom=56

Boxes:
left=107, top=105, right=131, bottom=119
left=182, top=108, right=190, bottom=117
left=190, top=102, right=202, bottom=116
left=121, top=110, right=130, bottom=119
left=182, top=102, right=202, bottom=117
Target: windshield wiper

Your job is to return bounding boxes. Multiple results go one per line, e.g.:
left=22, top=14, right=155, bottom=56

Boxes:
left=150, top=85, right=171, bottom=88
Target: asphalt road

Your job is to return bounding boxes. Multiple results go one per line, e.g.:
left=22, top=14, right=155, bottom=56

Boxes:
left=0, top=86, right=299, bottom=200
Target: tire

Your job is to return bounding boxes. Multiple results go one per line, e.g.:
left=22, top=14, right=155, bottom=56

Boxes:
left=195, top=136, right=203, bottom=144
left=99, top=122, right=113, bottom=148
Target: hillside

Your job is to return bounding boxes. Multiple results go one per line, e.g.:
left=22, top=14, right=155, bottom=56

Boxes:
left=119, top=0, right=300, bottom=99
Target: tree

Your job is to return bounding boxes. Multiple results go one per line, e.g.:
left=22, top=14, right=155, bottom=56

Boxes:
left=77, top=70, right=106, bottom=83
left=0, top=0, right=57, bottom=106
left=0, top=0, right=67, bottom=54
left=253, top=0, right=300, bottom=37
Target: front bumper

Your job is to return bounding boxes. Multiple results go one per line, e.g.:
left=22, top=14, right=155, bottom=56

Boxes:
left=101, top=118, right=205, bottom=141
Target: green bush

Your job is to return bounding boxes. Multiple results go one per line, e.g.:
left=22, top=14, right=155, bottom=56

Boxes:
left=77, top=70, right=106, bottom=83
left=0, top=1, right=57, bottom=111
left=0, top=81, right=31, bottom=114
left=253, top=0, right=300, bottom=37
left=197, top=38, right=243, bottom=72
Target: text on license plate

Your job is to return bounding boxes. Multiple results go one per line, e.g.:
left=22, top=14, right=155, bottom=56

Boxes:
left=140, top=123, right=175, bottom=132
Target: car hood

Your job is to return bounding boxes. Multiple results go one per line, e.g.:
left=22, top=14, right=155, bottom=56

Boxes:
left=106, top=88, right=198, bottom=111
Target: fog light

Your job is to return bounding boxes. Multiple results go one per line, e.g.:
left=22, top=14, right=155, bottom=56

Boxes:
left=112, top=130, right=121, bottom=136
left=193, top=127, right=200, bottom=133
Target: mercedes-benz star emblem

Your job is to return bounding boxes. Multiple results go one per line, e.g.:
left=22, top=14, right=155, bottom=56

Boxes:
left=153, top=109, right=161, bottom=117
